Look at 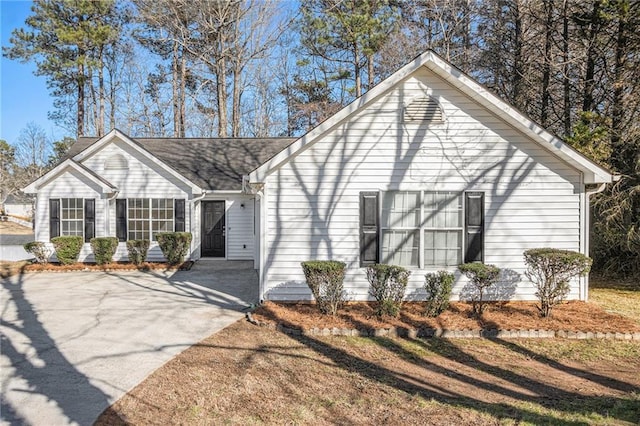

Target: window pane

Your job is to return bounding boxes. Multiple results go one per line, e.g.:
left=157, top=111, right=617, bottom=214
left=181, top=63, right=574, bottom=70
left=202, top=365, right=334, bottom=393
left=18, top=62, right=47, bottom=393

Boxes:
left=382, top=230, right=419, bottom=267
left=424, top=230, right=461, bottom=267
left=424, top=192, right=461, bottom=228
left=382, top=191, right=419, bottom=228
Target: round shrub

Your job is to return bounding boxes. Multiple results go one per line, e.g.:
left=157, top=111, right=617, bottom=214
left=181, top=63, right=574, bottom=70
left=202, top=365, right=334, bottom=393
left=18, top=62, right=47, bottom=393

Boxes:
left=366, top=264, right=411, bottom=318
left=51, top=236, right=83, bottom=265
left=23, top=241, right=51, bottom=264
left=523, top=248, right=592, bottom=317
left=156, top=232, right=192, bottom=264
left=424, top=270, right=454, bottom=317
left=90, top=237, right=118, bottom=265
left=301, top=260, right=346, bottom=315
left=458, top=263, right=500, bottom=316
left=126, top=239, right=150, bottom=265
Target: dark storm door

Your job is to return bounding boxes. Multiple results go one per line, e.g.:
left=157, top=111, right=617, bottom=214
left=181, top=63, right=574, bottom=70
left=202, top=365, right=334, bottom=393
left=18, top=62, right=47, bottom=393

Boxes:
left=202, top=201, right=225, bottom=257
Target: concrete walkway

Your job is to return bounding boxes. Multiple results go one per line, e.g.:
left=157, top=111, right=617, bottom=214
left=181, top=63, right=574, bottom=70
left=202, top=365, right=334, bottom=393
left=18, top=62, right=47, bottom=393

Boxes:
left=0, top=259, right=257, bottom=425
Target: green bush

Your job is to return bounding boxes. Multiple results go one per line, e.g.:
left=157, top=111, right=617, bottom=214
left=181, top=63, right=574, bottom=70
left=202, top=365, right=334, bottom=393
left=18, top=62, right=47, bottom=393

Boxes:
left=89, top=237, right=118, bottom=265
left=51, top=236, right=83, bottom=265
left=366, top=264, right=411, bottom=317
left=23, top=241, right=51, bottom=264
left=156, top=232, right=192, bottom=264
left=301, top=260, right=346, bottom=315
left=424, top=270, right=454, bottom=317
left=126, top=239, right=150, bottom=265
left=523, top=248, right=592, bottom=317
left=458, top=263, right=500, bottom=316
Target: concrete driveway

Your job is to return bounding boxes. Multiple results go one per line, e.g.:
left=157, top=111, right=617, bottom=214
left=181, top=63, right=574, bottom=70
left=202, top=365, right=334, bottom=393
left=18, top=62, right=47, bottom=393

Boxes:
left=0, top=260, right=257, bottom=425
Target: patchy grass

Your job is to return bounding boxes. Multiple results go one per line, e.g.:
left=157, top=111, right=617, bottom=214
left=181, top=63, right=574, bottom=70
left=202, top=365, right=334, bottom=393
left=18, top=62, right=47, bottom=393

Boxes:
left=94, top=275, right=640, bottom=425
left=590, top=276, right=640, bottom=325
left=0, top=261, right=29, bottom=278
left=96, top=320, right=640, bottom=425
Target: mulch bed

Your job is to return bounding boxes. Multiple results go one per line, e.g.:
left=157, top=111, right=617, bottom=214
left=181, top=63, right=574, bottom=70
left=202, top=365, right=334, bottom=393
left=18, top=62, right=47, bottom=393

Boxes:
left=18, top=260, right=194, bottom=273
left=252, top=300, right=640, bottom=334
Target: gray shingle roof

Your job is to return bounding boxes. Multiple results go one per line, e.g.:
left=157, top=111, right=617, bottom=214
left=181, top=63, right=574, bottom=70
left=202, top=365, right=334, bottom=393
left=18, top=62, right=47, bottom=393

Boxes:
left=69, top=136, right=295, bottom=191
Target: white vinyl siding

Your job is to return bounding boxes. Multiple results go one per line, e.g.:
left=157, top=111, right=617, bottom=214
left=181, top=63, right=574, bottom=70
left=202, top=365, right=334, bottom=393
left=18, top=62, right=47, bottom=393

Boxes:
left=262, top=66, right=583, bottom=302
left=34, top=170, right=102, bottom=261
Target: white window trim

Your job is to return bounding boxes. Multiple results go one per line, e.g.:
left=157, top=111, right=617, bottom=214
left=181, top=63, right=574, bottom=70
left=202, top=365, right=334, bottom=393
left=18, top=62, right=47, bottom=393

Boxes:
left=126, top=198, right=175, bottom=242
left=380, top=190, right=465, bottom=269
left=60, top=198, right=84, bottom=238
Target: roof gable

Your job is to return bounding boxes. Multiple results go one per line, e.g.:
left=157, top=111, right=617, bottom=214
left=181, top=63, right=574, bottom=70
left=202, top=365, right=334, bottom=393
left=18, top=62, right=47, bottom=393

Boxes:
left=66, top=131, right=294, bottom=191
left=250, top=50, right=612, bottom=185
left=23, top=159, right=117, bottom=194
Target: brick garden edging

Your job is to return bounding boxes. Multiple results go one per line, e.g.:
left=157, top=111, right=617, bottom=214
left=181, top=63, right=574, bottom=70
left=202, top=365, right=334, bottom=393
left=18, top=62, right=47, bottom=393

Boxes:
left=246, top=312, right=640, bottom=340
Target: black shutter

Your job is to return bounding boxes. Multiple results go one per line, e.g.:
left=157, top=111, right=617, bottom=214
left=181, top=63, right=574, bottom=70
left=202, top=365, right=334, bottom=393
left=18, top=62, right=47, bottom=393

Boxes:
left=360, top=192, right=379, bottom=266
left=116, top=199, right=127, bottom=242
left=49, top=199, right=60, bottom=240
left=174, top=199, right=185, bottom=232
left=84, top=199, right=95, bottom=242
left=465, top=192, right=484, bottom=263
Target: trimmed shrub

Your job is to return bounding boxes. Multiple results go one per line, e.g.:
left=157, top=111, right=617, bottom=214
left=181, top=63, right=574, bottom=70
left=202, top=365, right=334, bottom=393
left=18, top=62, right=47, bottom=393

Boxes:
left=366, top=264, right=411, bottom=317
left=89, top=237, right=118, bottom=265
left=458, top=263, right=500, bottom=316
left=156, top=232, right=192, bottom=264
left=51, top=236, right=83, bottom=265
left=424, top=270, right=454, bottom=317
left=126, top=239, right=150, bottom=265
left=23, top=241, right=51, bottom=264
left=301, top=260, right=346, bottom=315
left=523, top=248, right=592, bottom=317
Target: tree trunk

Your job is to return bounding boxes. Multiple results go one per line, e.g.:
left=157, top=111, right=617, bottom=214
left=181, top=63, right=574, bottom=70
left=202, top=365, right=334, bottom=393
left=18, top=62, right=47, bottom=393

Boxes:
left=98, top=47, right=105, bottom=136
left=512, top=1, right=524, bottom=109
left=217, top=55, right=228, bottom=138
left=179, top=51, right=186, bottom=138
left=610, top=2, right=629, bottom=172
left=582, top=0, right=601, bottom=113
left=562, top=0, right=571, bottom=135
left=78, top=60, right=85, bottom=137
left=540, top=0, right=553, bottom=127
left=172, top=41, right=180, bottom=137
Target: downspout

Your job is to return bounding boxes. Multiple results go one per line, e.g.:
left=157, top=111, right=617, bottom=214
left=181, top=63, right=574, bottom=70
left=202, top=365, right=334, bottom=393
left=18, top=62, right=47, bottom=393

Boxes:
left=582, top=181, right=610, bottom=301
left=106, top=190, right=119, bottom=239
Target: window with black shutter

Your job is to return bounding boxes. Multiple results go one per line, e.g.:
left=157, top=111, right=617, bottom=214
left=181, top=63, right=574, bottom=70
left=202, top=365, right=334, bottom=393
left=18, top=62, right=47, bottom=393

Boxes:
left=116, top=199, right=127, bottom=242
left=49, top=198, right=60, bottom=240
left=84, top=199, right=95, bottom=242
left=464, top=192, right=484, bottom=263
left=360, top=192, right=379, bottom=266
left=174, top=199, right=185, bottom=232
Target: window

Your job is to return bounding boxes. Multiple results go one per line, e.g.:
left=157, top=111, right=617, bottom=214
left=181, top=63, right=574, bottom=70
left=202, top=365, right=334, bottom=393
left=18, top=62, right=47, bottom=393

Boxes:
left=128, top=198, right=150, bottom=240
left=423, top=192, right=463, bottom=267
left=125, top=198, right=175, bottom=241
left=381, top=191, right=420, bottom=266
left=151, top=198, right=174, bottom=237
left=61, top=198, right=84, bottom=236
left=371, top=191, right=474, bottom=268
left=50, top=198, right=94, bottom=241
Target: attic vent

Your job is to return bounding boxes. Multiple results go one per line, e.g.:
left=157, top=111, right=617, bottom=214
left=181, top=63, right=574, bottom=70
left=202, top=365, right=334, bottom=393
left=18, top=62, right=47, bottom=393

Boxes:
left=404, top=97, right=444, bottom=123
left=104, top=154, right=128, bottom=170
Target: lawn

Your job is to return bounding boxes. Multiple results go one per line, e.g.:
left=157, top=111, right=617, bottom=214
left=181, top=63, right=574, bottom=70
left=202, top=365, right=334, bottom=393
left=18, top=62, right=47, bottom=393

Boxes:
left=96, top=278, right=640, bottom=425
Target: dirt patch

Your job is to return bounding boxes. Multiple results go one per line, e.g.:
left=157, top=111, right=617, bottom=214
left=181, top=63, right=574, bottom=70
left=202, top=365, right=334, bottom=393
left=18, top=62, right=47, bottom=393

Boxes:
left=252, top=300, right=640, bottom=333
left=96, top=320, right=640, bottom=425
left=0, top=220, right=33, bottom=235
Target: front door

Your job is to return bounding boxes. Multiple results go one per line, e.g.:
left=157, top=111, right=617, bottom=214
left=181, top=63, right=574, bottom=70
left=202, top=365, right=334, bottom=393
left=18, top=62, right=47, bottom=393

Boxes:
left=202, top=201, right=225, bottom=257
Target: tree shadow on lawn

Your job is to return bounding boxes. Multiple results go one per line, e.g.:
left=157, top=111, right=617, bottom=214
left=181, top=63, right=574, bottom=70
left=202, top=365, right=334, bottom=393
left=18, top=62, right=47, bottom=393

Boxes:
left=282, top=326, right=640, bottom=424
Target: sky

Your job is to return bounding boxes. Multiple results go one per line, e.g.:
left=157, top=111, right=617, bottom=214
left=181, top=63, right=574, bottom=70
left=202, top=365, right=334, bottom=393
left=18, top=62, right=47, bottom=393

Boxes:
left=1, top=0, right=65, bottom=144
